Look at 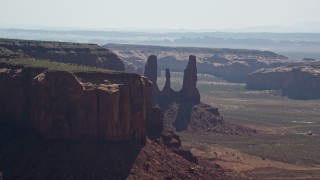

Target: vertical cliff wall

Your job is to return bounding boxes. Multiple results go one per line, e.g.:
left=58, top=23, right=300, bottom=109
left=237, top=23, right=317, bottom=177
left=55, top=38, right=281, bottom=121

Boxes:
left=180, top=55, right=201, bottom=103
left=247, top=66, right=320, bottom=99
left=0, top=66, right=151, bottom=141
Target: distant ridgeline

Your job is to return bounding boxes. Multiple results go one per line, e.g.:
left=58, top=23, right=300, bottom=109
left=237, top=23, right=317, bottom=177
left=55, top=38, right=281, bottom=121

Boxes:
left=105, top=43, right=291, bottom=83
left=0, top=38, right=125, bottom=71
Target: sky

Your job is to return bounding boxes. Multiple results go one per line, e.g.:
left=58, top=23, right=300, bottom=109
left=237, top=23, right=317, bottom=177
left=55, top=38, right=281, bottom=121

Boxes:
left=1, top=0, right=320, bottom=32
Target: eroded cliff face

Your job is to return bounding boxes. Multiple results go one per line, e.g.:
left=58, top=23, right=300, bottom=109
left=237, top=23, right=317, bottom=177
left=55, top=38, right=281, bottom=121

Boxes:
left=246, top=67, right=291, bottom=90
left=180, top=55, right=200, bottom=103
left=0, top=39, right=125, bottom=71
left=0, top=66, right=151, bottom=140
left=247, top=66, right=320, bottom=99
left=143, top=55, right=224, bottom=132
left=282, top=67, right=320, bottom=99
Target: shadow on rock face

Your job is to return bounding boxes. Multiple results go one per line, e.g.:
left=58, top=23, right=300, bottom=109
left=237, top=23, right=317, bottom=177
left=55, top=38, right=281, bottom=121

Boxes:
left=175, top=101, right=197, bottom=132
left=0, top=124, right=144, bottom=180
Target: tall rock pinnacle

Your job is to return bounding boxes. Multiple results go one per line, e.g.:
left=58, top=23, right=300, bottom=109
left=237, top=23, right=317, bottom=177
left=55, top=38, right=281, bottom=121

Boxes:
left=144, top=55, right=158, bottom=84
left=162, top=68, right=174, bottom=94
left=144, top=55, right=160, bottom=104
left=180, top=55, right=200, bottom=103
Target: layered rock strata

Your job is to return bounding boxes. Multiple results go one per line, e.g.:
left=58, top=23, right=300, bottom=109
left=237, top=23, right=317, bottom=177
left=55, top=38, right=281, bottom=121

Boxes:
left=144, top=55, right=200, bottom=103
left=180, top=55, right=201, bottom=103
left=0, top=38, right=125, bottom=71
left=144, top=55, right=224, bottom=132
left=247, top=66, right=320, bottom=99
left=0, top=66, right=151, bottom=141
left=144, top=55, right=160, bottom=103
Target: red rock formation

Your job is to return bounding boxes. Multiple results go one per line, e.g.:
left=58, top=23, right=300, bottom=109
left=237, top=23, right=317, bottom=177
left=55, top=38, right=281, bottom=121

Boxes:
left=246, top=67, right=290, bottom=90
left=282, top=67, right=320, bottom=99
left=144, top=55, right=158, bottom=84
left=144, top=55, right=160, bottom=103
left=160, top=130, right=198, bottom=163
left=180, top=55, right=200, bottom=103
left=146, top=105, right=164, bottom=139
left=0, top=66, right=150, bottom=141
left=148, top=106, right=164, bottom=130
left=0, top=39, right=125, bottom=71
left=162, top=68, right=174, bottom=96
left=247, top=66, right=320, bottom=99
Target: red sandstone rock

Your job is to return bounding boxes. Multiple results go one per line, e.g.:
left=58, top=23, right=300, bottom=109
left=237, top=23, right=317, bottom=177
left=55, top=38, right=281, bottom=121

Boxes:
left=0, top=66, right=150, bottom=141
left=146, top=105, right=164, bottom=139
left=144, top=55, right=158, bottom=84
left=162, top=68, right=174, bottom=96
left=144, top=55, right=160, bottom=103
left=180, top=55, right=200, bottom=103
left=0, top=39, right=125, bottom=71
left=247, top=66, right=320, bottom=99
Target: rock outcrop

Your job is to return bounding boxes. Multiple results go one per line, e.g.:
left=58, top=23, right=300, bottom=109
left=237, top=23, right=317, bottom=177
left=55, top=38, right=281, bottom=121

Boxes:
left=0, top=65, right=150, bottom=141
left=144, top=55, right=158, bottom=84
left=283, top=67, right=320, bottom=99
left=160, top=130, right=198, bottom=163
left=144, top=55, right=200, bottom=103
left=246, top=66, right=320, bottom=99
left=180, top=55, right=201, bottom=103
left=162, top=68, right=174, bottom=96
left=142, top=55, right=231, bottom=133
left=144, top=55, right=160, bottom=103
left=0, top=38, right=125, bottom=71
left=246, top=67, right=291, bottom=90
left=146, top=106, right=164, bottom=139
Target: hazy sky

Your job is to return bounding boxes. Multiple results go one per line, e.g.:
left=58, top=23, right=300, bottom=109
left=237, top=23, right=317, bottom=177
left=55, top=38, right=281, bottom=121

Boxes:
left=1, top=0, right=320, bottom=31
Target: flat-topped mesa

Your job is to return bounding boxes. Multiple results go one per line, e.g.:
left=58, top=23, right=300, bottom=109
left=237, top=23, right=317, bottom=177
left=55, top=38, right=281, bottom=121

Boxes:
left=162, top=68, right=174, bottom=95
left=0, top=66, right=151, bottom=141
left=180, top=55, right=200, bottom=103
left=144, top=55, right=160, bottom=103
left=0, top=39, right=125, bottom=71
left=247, top=66, right=320, bottom=99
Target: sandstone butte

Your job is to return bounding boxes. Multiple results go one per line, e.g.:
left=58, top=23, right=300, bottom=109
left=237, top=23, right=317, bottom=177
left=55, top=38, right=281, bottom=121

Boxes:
left=247, top=66, right=320, bottom=99
left=0, top=65, right=152, bottom=141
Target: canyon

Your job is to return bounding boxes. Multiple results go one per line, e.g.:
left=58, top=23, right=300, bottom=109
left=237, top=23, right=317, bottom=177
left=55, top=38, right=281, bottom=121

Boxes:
left=0, top=39, right=232, bottom=179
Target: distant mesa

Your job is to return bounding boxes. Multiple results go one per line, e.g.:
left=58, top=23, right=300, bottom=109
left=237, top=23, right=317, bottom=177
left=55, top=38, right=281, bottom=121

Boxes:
left=247, top=65, right=320, bottom=99
left=0, top=38, right=125, bottom=71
